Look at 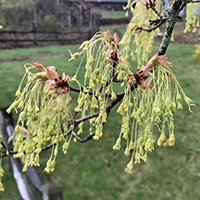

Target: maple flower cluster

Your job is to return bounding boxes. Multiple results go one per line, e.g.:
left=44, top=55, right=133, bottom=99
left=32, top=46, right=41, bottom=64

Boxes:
left=6, top=62, right=72, bottom=172
left=70, top=27, right=193, bottom=174
left=114, top=52, right=193, bottom=174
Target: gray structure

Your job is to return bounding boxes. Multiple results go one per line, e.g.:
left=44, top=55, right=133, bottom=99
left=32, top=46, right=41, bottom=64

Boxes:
left=85, top=0, right=128, bottom=10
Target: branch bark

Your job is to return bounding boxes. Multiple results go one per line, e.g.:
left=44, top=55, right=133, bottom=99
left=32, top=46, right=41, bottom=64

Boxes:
left=72, top=131, right=95, bottom=143
left=158, top=0, right=183, bottom=55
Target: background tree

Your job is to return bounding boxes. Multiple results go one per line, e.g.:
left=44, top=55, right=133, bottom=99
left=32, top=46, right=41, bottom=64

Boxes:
left=0, top=0, right=198, bottom=191
left=0, top=0, right=39, bottom=30
left=0, top=0, right=61, bottom=30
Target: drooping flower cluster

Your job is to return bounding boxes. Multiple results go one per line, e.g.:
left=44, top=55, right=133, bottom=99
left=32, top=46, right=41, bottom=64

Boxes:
left=113, top=52, right=193, bottom=174
left=184, top=2, right=200, bottom=58
left=6, top=62, right=72, bottom=172
left=184, top=3, right=199, bottom=33
left=120, top=0, right=164, bottom=67
left=70, top=30, right=133, bottom=140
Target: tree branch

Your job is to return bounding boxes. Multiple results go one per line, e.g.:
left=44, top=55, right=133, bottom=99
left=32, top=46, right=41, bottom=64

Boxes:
left=74, top=111, right=100, bottom=124
left=179, top=2, right=187, bottom=12
left=191, top=0, right=200, bottom=2
left=1, top=140, right=8, bottom=151
left=99, top=74, right=118, bottom=94
left=72, top=82, right=138, bottom=143
left=72, top=131, right=96, bottom=143
left=158, top=0, right=183, bottom=55
left=148, top=0, right=164, bottom=19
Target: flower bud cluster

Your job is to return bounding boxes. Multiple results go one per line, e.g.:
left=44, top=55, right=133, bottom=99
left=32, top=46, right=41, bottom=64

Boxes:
left=120, top=0, right=162, bottom=68
left=7, top=63, right=73, bottom=173
left=72, top=31, right=133, bottom=140
left=114, top=59, right=193, bottom=174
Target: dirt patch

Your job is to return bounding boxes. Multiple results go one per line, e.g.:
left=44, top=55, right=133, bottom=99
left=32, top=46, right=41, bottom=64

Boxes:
left=156, top=22, right=200, bottom=45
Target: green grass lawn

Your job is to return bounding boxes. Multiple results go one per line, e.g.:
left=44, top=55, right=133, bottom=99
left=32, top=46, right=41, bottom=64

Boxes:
left=100, top=24, right=127, bottom=38
left=99, top=9, right=127, bottom=19
left=0, top=44, right=80, bottom=60
left=0, top=40, right=200, bottom=200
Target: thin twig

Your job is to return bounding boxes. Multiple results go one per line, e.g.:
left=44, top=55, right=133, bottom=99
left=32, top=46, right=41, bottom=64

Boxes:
left=72, top=131, right=96, bottom=143
left=142, top=20, right=164, bottom=32
left=192, top=0, right=200, bottom=2
left=73, top=111, right=78, bottom=119
left=106, top=82, right=138, bottom=116
left=99, top=74, right=118, bottom=93
left=74, top=111, right=100, bottom=124
left=1, top=140, right=8, bottom=151
left=149, top=16, right=167, bottom=25
left=179, top=2, right=187, bottom=12
left=148, top=0, right=163, bottom=19
left=136, top=16, right=166, bottom=33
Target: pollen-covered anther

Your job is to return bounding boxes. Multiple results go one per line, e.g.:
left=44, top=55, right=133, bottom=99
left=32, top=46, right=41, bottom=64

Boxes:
left=125, top=160, right=133, bottom=174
